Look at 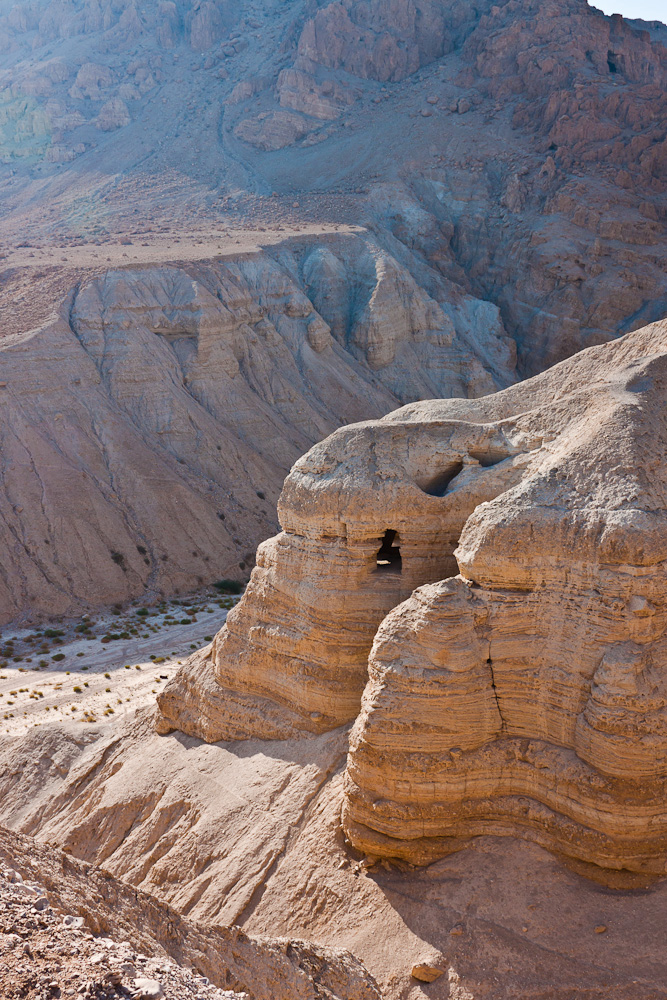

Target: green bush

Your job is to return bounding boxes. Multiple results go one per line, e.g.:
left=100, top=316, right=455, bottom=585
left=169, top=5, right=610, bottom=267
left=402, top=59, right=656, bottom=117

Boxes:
left=213, top=579, right=242, bottom=595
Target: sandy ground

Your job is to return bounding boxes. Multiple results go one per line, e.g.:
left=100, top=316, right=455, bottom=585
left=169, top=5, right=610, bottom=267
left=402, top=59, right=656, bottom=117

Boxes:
left=0, top=588, right=239, bottom=737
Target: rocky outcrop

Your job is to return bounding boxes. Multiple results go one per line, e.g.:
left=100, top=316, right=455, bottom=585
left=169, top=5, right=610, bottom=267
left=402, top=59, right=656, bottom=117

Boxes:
left=234, top=110, right=313, bottom=152
left=0, top=234, right=515, bottom=624
left=291, top=0, right=475, bottom=84
left=96, top=96, right=130, bottom=129
left=159, top=319, right=667, bottom=874
left=157, top=401, right=530, bottom=740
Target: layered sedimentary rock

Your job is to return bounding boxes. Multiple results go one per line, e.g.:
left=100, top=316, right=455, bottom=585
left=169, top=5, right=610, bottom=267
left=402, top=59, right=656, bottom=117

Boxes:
left=157, top=408, right=533, bottom=739
left=342, top=321, right=667, bottom=873
left=160, top=319, right=667, bottom=873
left=0, top=233, right=514, bottom=623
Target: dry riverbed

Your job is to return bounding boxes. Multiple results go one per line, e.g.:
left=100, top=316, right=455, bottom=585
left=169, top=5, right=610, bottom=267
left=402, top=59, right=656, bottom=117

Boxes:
left=0, top=587, right=240, bottom=736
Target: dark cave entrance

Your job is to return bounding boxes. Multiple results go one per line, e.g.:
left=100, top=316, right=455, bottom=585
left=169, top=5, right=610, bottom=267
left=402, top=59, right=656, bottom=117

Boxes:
left=418, top=461, right=464, bottom=497
left=376, top=529, right=402, bottom=573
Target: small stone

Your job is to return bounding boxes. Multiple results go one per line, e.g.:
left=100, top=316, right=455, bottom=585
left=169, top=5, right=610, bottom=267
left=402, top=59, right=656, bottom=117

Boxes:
left=133, top=979, right=164, bottom=999
left=450, top=923, right=464, bottom=936
left=412, top=962, right=445, bottom=983
left=595, top=924, right=607, bottom=933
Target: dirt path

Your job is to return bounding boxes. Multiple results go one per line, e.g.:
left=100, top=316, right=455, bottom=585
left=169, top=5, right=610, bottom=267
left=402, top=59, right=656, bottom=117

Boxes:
left=1, top=223, right=363, bottom=272
left=0, top=589, right=238, bottom=736
left=0, top=223, right=364, bottom=340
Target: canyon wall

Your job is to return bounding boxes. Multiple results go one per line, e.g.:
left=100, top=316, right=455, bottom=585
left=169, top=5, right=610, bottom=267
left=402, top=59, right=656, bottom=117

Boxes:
left=0, top=233, right=515, bottom=623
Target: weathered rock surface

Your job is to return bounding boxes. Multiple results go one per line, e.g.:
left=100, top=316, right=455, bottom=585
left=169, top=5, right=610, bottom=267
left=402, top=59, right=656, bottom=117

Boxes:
left=159, top=319, right=667, bottom=874
left=0, top=825, right=380, bottom=1000
left=0, top=233, right=515, bottom=624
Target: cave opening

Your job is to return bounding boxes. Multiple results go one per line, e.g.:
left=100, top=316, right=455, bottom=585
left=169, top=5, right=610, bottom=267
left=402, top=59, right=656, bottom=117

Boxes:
left=417, top=461, right=464, bottom=497
left=607, top=50, right=620, bottom=73
left=376, top=529, right=402, bottom=573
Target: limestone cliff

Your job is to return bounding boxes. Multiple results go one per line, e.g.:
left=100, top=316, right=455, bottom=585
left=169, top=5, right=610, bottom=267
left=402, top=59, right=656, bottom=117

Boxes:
left=159, top=319, right=667, bottom=873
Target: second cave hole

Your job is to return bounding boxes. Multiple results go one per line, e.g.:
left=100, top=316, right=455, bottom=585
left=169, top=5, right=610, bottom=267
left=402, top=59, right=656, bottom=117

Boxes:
left=376, top=529, right=402, bottom=573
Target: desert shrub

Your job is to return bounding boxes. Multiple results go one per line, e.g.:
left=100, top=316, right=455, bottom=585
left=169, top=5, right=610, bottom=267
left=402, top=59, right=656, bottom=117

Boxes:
left=213, top=579, right=242, bottom=594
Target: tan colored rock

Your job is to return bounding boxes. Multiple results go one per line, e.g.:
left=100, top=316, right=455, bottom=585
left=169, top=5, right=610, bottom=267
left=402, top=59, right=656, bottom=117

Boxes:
left=228, top=76, right=271, bottom=105
left=343, top=319, right=667, bottom=873
left=277, top=69, right=357, bottom=121
left=158, top=382, right=528, bottom=740
left=411, top=959, right=444, bottom=983
left=0, top=236, right=514, bottom=624
left=69, top=62, right=113, bottom=100
left=293, top=0, right=462, bottom=83
left=234, top=110, right=313, bottom=151
left=0, top=0, right=665, bottom=379
left=0, top=826, right=380, bottom=1000
left=189, top=1, right=234, bottom=51
left=161, top=318, right=667, bottom=874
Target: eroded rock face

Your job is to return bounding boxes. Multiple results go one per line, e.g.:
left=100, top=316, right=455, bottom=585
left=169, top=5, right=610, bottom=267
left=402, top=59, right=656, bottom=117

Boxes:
left=0, top=0, right=665, bottom=378
left=0, top=826, right=380, bottom=1000
left=159, top=319, right=667, bottom=873
left=0, top=233, right=514, bottom=624
left=343, top=320, right=667, bottom=873
left=158, top=412, right=532, bottom=739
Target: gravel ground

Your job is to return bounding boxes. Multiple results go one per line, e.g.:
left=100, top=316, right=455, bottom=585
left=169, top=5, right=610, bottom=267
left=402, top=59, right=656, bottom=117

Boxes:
left=0, top=587, right=241, bottom=737
left=0, top=861, right=246, bottom=1000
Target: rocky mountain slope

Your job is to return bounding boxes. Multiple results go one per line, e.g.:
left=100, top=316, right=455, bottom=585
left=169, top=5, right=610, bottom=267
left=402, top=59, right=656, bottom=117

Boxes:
left=1, top=712, right=666, bottom=998
left=0, top=826, right=380, bottom=1000
left=0, top=0, right=665, bottom=375
left=0, top=231, right=515, bottom=624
